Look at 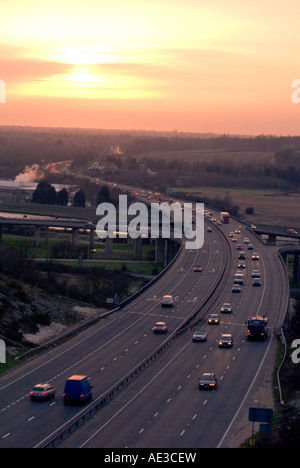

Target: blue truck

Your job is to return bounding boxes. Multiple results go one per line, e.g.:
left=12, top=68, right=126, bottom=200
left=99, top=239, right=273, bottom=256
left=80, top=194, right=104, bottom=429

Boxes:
left=246, top=315, right=268, bottom=341
left=63, top=375, right=92, bottom=405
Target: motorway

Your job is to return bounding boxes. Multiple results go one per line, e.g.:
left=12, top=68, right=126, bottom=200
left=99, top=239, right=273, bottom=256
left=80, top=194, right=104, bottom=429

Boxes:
left=60, top=217, right=289, bottom=448
left=0, top=212, right=235, bottom=448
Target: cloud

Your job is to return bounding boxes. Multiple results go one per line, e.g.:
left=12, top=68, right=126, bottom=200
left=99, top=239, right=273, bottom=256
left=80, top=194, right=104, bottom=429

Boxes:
left=2, top=57, right=71, bottom=83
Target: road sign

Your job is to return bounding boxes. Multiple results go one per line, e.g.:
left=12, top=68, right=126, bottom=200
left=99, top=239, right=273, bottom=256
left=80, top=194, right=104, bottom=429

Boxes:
left=259, top=423, right=273, bottom=433
left=249, top=407, right=273, bottom=423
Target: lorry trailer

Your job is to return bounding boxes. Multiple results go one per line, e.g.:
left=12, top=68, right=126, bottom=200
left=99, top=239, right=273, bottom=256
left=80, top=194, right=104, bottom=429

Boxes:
left=246, top=315, right=268, bottom=341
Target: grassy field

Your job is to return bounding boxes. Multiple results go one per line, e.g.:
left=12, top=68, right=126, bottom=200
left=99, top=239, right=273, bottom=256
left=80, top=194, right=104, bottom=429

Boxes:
left=133, top=148, right=298, bottom=229
left=0, top=232, right=161, bottom=276
left=173, top=186, right=300, bottom=230
left=0, top=233, right=155, bottom=256
left=47, top=260, right=164, bottom=275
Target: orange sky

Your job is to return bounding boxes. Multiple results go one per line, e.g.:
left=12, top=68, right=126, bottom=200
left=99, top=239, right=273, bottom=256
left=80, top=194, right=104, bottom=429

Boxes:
left=1, top=0, right=300, bottom=135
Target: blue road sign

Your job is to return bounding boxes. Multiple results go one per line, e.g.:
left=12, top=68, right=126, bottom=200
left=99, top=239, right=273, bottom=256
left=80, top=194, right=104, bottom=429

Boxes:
left=249, top=407, right=273, bottom=423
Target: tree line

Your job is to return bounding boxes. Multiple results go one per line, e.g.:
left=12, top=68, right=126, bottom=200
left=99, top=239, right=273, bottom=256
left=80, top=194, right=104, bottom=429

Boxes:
left=31, top=181, right=111, bottom=207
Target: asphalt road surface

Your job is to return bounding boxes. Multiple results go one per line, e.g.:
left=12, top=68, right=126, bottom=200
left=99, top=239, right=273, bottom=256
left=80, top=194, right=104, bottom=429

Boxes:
left=0, top=214, right=236, bottom=448
left=60, top=217, right=288, bottom=448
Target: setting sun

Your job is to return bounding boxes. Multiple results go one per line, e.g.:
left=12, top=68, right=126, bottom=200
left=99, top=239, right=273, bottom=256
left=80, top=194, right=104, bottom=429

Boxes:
left=54, top=47, right=119, bottom=66
left=1, top=0, right=300, bottom=134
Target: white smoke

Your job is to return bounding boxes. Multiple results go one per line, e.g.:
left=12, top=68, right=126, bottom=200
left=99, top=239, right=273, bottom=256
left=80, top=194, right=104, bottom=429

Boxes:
left=14, top=164, right=44, bottom=183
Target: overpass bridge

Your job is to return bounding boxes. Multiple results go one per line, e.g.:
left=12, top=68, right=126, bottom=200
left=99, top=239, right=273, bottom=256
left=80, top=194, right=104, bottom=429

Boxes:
left=252, top=226, right=300, bottom=244
left=0, top=216, right=181, bottom=265
left=251, top=225, right=300, bottom=286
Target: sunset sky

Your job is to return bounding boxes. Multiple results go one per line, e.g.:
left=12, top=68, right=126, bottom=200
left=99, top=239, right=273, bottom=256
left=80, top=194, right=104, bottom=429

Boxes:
left=1, top=0, right=300, bottom=135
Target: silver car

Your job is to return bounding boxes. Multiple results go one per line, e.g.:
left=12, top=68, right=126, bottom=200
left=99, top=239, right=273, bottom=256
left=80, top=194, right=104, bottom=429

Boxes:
left=221, top=303, right=232, bottom=313
left=219, top=333, right=234, bottom=348
left=30, top=383, right=55, bottom=401
left=252, top=270, right=260, bottom=278
left=192, top=330, right=207, bottom=342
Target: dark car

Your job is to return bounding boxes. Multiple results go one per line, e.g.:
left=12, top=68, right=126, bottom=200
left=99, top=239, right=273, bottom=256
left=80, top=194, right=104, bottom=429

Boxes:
left=152, top=322, right=168, bottom=334
left=199, top=373, right=217, bottom=390
left=253, top=279, right=262, bottom=287
left=30, top=383, right=55, bottom=401
left=193, top=265, right=202, bottom=272
left=161, top=295, right=173, bottom=307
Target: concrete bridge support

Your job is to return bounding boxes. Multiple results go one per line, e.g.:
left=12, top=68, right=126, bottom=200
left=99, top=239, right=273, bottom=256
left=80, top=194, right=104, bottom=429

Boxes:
left=89, top=229, right=94, bottom=249
left=133, top=237, right=143, bottom=261
left=105, top=236, right=113, bottom=255
left=267, top=233, right=277, bottom=244
left=166, top=241, right=179, bottom=265
left=34, top=226, right=41, bottom=247
left=280, top=252, right=288, bottom=267
left=155, top=238, right=179, bottom=266
left=293, top=252, right=300, bottom=286
left=72, top=228, right=79, bottom=249
left=45, top=227, right=49, bottom=244
left=155, top=238, right=165, bottom=264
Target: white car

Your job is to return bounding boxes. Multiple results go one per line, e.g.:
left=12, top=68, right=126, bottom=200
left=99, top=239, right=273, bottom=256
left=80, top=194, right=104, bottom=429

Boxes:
left=192, top=330, right=208, bottom=342
left=221, top=303, right=232, bottom=313
left=30, top=383, right=55, bottom=401
left=153, top=322, right=168, bottom=333
left=219, top=334, right=234, bottom=348
left=251, top=270, right=260, bottom=278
